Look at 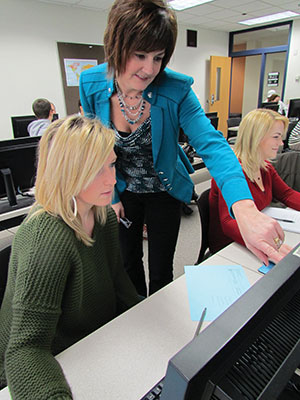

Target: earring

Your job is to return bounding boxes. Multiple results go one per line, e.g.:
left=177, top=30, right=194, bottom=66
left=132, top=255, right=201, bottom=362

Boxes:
left=72, top=196, right=77, bottom=217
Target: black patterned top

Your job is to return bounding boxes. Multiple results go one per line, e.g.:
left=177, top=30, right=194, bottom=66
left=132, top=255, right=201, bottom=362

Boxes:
left=113, top=117, right=165, bottom=193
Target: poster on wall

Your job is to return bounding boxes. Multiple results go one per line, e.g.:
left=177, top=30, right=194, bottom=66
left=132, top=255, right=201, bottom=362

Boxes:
left=64, top=58, right=97, bottom=87
left=267, top=72, right=279, bottom=87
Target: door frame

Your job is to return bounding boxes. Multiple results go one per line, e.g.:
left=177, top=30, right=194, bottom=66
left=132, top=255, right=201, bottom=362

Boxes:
left=228, top=21, right=292, bottom=110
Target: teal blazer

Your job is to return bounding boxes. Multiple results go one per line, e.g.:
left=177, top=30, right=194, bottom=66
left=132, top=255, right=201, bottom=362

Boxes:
left=79, top=64, right=252, bottom=212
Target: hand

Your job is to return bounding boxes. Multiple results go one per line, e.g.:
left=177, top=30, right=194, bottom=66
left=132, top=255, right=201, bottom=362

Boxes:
left=111, top=201, right=125, bottom=222
left=278, top=243, right=292, bottom=259
left=232, top=199, right=285, bottom=264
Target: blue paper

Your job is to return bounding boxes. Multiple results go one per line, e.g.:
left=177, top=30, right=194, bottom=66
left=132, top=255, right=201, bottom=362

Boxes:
left=258, top=261, right=275, bottom=275
left=184, top=265, right=250, bottom=322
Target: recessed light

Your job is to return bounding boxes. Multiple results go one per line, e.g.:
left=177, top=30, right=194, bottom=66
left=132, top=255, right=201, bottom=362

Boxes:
left=168, top=0, right=214, bottom=11
left=239, top=11, right=299, bottom=26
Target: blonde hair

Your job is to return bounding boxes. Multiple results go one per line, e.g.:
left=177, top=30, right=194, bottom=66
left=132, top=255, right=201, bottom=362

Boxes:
left=31, top=115, right=115, bottom=246
left=234, top=108, right=289, bottom=181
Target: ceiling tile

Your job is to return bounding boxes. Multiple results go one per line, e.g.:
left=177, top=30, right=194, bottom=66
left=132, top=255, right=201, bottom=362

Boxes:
left=29, top=0, right=300, bottom=32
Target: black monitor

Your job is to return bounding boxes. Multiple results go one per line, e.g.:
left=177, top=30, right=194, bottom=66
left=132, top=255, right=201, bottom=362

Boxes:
left=11, top=115, right=37, bottom=138
left=288, top=98, right=300, bottom=119
left=150, top=244, right=300, bottom=400
left=0, top=137, right=40, bottom=207
left=261, top=102, right=279, bottom=112
left=205, top=112, right=218, bottom=118
left=205, top=113, right=219, bottom=130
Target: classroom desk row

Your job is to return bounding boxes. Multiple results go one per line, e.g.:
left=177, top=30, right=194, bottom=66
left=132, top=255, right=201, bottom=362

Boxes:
left=0, top=230, right=299, bottom=399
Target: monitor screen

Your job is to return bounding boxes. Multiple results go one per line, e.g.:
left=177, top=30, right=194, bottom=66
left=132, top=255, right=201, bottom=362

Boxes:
left=205, top=112, right=218, bottom=118
left=158, top=244, right=300, bottom=400
left=261, top=102, right=279, bottom=112
left=288, top=98, right=300, bottom=119
left=11, top=115, right=37, bottom=138
left=205, top=113, right=219, bottom=130
left=0, top=137, right=40, bottom=204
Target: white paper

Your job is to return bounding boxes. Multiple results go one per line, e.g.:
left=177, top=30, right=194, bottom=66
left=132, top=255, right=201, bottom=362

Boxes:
left=262, top=207, right=300, bottom=233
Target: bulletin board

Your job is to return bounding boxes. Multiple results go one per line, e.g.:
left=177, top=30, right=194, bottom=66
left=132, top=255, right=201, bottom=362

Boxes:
left=57, top=42, right=105, bottom=115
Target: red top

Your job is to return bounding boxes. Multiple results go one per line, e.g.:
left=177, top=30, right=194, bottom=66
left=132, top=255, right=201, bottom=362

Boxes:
left=209, top=161, right=300, bottom=253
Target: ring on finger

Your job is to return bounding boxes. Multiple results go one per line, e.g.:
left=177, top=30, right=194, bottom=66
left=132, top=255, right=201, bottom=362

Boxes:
left=273, top=237, right=282, bottom=248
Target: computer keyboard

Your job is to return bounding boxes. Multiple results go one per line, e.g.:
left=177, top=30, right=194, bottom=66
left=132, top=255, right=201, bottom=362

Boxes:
left=140, top=378, right=164, bottom=400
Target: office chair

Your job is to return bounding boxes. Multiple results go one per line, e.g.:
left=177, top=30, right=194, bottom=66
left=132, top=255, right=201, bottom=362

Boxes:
left=283, top=120, right=298, bottom=151
left=271, top=151, right=300, bottom=193
left=229, top=113, right=242, bottom=119
left=0, top=244, right=11, bottom=307
left=227, top=116, right=241, bottom=144
left=194, top=188, right=211, bottom=265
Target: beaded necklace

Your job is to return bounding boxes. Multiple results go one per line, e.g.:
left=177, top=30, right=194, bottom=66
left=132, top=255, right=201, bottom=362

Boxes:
left=115, top=80, right=146, bottom=125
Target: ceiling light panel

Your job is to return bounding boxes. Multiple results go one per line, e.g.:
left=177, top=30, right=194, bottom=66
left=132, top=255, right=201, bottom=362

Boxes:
left=168, top=0, right=214, bottom=11
left=239, top=11, right=299, bottom=26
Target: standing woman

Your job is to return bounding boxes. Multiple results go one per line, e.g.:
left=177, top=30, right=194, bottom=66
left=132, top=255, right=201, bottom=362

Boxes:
left=80, top=0, right=285, bottom=296
left=0, top=116, right=139, bottom=399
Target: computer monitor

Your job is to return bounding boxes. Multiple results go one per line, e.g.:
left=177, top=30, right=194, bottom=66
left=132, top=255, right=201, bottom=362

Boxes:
left=205, top=113, right=219, bottom=130
left=11, top=115, right=37, bottom=138
left=288, top=98, right=300, bottom=119
left=157, top=244, right=300, bottom=400
left=261, top=102, right=279, bottom=112
left=0, top=136, right=40, bottom=206
left=205, top=112, right=218, bottom=118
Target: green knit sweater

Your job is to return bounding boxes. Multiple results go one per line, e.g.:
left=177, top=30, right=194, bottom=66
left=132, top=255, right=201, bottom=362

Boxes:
left=0, top=208, right=139, bottom=399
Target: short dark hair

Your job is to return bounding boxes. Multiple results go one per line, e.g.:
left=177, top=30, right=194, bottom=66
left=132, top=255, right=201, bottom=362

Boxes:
left=32, top=98, right=51, bottom=119
left=268, top=94, right=280, bottom=102
left=104, top=0, right=177, bottom=79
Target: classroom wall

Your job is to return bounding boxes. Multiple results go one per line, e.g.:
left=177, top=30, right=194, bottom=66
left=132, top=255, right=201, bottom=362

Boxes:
left=285, top=19, right=300, bottom=103
left=1, top=0, right=299, bottom=140
left=0, top=0, right=228, bottom=140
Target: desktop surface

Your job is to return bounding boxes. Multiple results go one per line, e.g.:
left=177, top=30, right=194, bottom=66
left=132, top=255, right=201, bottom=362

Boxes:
left=0, top=195, right=34, bottom=215
left=0, top=253, right=262, bottom=400
left=0, top=236, right=299, bottom=399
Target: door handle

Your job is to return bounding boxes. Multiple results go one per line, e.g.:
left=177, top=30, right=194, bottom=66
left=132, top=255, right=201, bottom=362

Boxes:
left=211, top=94, right=215, bottom=105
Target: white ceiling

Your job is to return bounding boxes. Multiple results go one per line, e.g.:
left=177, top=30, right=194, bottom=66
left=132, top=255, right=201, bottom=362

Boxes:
left=33, top=0, right=300, bottom=32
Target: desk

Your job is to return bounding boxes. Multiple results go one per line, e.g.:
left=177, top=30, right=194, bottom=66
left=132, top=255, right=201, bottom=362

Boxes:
left=0, top=253, right=262, bottom=400
left=0, top=198, right=32, bottom=231
left=217, top=230, right=300, bottom=275
left=228, top=126, right=239, bottom=132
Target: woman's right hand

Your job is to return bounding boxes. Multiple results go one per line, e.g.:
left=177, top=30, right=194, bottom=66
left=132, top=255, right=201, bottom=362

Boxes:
left=111, top=201, right=125, bottom=222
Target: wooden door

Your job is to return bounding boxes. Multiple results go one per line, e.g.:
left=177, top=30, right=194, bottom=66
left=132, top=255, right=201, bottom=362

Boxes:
left=209, top=56, right=231, bottom=137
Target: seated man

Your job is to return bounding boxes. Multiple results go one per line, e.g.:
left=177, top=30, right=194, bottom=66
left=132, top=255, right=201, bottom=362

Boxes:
left=27, top=98, right=55, bottom=136
left=288, top=120, right=300, bottom=151
left=267, top=92, right=288, bottom=116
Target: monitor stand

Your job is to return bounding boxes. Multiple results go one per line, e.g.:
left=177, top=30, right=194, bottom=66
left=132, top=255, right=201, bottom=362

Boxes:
left=0, top=168, right=17, bottom=206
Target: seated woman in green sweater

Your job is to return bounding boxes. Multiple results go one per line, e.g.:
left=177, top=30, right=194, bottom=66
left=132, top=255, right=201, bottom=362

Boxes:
left=0, top=115, right=140, bottom=399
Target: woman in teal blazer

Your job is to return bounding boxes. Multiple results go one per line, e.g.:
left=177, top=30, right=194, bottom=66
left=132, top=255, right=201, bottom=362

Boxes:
left=79, top=0, right=286, bottom=296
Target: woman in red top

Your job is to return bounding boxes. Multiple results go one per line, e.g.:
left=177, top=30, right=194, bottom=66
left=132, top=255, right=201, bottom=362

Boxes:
left=209, top=108, right=300, bottom=254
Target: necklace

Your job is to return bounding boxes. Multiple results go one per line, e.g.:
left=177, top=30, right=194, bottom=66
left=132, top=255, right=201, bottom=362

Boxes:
left=115, top=80, right=145, bottom=125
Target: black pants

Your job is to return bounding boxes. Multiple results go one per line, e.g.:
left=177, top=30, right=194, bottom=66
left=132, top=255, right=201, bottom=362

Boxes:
left=119, top=191, right=182, bottom=296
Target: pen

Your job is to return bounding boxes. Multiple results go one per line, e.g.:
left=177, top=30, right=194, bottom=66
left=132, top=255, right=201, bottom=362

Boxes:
left=274, top=217, right=295, bottom=223
left=194, top=307, right=207, bottom=338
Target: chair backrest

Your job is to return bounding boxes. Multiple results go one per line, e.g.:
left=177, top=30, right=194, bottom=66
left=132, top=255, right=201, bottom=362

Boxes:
left=271, top=151, right=300, bottom=192
left=227, top=117, right=241, bottom=128
left=194, top=188, right=210, bottom=265
left=227, top=117, right=242, bottom=141
left=0, top=244, right=11, bottom=307
left=283, top=121, right=298, bottom=150
left=229, top=113, right=242, bottom=119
